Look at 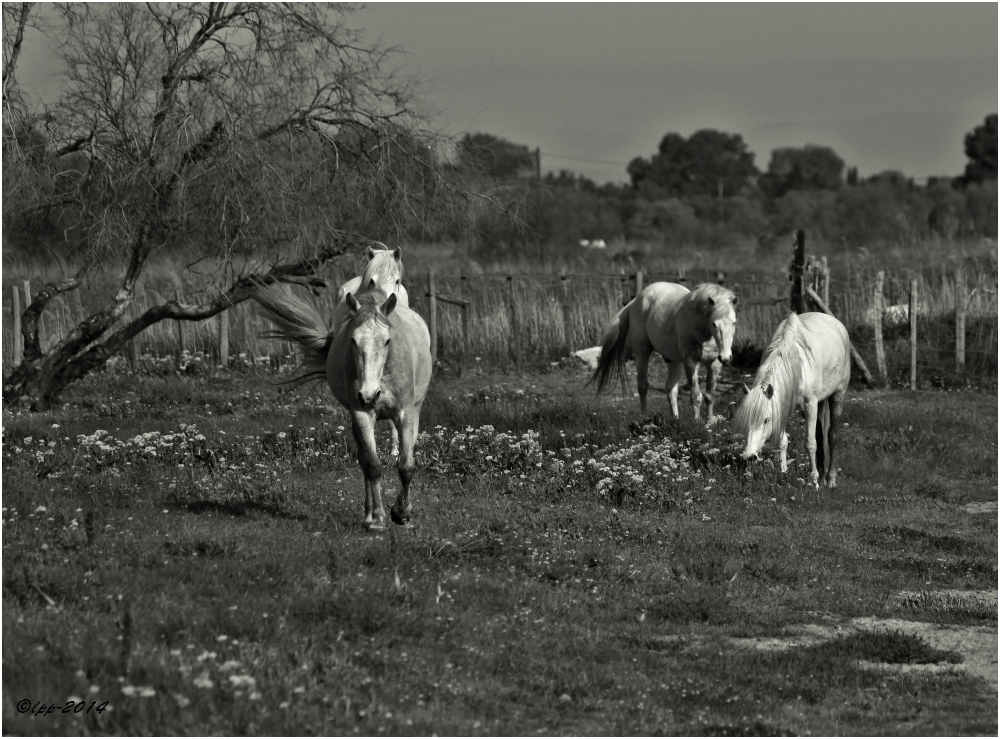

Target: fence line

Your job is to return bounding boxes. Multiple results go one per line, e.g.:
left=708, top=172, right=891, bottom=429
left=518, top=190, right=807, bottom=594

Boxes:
left=3, top=265, right=997, bottom=384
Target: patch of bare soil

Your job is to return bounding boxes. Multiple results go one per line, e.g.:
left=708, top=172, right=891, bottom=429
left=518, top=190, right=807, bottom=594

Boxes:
left=729, top=601, right=998, bottom=690
left=962, top=500, right=998, bottom=515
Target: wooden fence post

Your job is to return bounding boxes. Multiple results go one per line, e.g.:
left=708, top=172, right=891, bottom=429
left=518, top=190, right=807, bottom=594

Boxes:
left=428, top=270, right=438, bottom=363
left=219, top=310, right=230, bottom=368
left=874, top=271, right=886, bottom=382
left=634, top=269, right=644, bottom=298
left=790, top=230, right=806, bottom=314
left=560, top=271, right=572, bottom=352
left=22, top=279, right=31, bottom=308
left=508, top=274, right=519, bottom=363
left=175, top=290, right=185, bottom=370
left=820, top=256, right=829, bottom=308
left=461, top=302, right=470, bottom=365
left=11, top=286, right=22, bottom=366
left=909, top=278, right=918, bottom=391
left=955, top=268, right=965, bottom=373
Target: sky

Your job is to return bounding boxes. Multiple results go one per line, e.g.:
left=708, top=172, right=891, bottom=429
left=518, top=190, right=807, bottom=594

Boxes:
left=358, top=2, right=998, bottom=184
left=12, top=3, right=997, bottom=186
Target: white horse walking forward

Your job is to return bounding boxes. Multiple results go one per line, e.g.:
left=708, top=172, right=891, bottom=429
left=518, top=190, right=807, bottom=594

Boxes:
left=591, top=282, right=739, bottom=420
left=732, top=311, right=850, bottom=488
left=336, top=244, right=409, bottom=456
left=252, top=283, right=432, bottom=530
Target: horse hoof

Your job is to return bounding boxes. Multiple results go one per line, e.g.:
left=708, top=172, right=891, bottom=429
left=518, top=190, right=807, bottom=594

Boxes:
left=390, top=507, right=411, bottom=526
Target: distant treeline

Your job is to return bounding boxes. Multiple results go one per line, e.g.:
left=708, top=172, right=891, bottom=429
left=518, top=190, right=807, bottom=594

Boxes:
left=455, top=116, right=998, bottom=254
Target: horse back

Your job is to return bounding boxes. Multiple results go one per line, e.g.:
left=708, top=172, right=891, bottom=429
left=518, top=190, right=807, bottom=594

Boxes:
left=635, top=282, right=691, bottom=360
left=799, top=312, right=851, bottom=398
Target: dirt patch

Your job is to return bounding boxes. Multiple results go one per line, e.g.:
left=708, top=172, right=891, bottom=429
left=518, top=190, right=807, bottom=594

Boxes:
left=962, top=501, right=998, bottom=515
left=850, top=616, right=998, bottom=688
left=730, top=614, right=997, bottom=689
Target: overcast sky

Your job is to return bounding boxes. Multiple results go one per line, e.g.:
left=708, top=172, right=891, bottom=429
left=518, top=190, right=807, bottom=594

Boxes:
left=14, top=3, right=997, bottom=185
left=359, top=2, right=998, bottom=184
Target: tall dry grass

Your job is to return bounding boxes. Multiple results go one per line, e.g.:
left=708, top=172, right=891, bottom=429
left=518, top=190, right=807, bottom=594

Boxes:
left=3, top=238, right=996, bottom=380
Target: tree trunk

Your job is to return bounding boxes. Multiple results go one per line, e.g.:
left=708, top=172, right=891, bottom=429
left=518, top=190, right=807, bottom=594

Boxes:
left=3, top=235, right=348, bottom=408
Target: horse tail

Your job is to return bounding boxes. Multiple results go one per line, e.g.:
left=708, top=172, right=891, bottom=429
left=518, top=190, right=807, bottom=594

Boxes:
left=815, top=397, right=831, bottom=478
left=249, top=285, right=333, bottom=389
left=590, top=301, right=632, bottom=395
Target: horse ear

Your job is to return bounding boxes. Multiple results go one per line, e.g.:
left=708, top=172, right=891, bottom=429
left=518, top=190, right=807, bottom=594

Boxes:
left=382, top=292, right=398, bottom=316
left=392, top=247, right=402, bottom=262
left=765, top=383, right=774, bottom=400
left=731, top=294, right=739, bottom=306
left=365, top=246, right=377, bottom=261
left=346, top=292, right=359, bottom=312
left=368, top=277, right=377, bottom=291
left=707, top=296, right=715, bottom=306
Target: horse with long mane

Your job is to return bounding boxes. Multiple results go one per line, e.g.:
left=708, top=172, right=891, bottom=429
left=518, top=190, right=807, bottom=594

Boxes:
left=335, top=244, right=409, bottom=455
left=591, top=282, right=739, bottom=420
left=252, top=283, right=432, bottom=530
left=336, top=244, right=408, bottom=316
left=732, top=311, right=850, bottom=488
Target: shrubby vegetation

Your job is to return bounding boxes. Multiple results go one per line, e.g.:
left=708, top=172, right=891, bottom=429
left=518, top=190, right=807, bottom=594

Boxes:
left=460, top=117, right=997, bottom=255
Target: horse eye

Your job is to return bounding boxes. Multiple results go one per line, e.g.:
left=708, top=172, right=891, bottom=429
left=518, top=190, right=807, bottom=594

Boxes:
left=384, top=339, right=390, bottom=346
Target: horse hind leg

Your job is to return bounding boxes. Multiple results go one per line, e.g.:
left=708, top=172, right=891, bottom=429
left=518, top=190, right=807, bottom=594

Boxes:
left=825, top=396, right=841, bottom=488
left=351, top=413, right=387, bottom=530
left=390, top=409, right=420, bottom=526
left=634, top=345, right=651, bottom=415
left=815, top=398, right=831, bottom=486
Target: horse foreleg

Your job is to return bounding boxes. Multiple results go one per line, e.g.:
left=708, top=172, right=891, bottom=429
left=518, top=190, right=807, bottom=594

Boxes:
left=778, top=431, right=789, bottom=473
left=703, top=359, right=721, bottom=421
left=385, top=419, right=400, bottom=460
left=351, top=412, right=386, bottom=530
left=802, top=399, right=820, bottom=489
left=390, top=408, right=420, bottom=526
left=634, top=346, right=651, bottom=415
left=684, top=357, right=702, bottom=421
left=665, top=361, right=684, bottom=419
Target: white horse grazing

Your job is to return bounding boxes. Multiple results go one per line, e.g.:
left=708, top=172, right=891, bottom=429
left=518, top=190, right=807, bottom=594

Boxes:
left=591, top=282, right=739, bottom=420
left=252, top=284, right=432, bottom=530
left=732, top=311, right=850, bottom=488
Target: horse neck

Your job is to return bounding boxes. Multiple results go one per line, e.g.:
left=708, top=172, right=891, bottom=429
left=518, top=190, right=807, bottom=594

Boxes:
left=757, top=325, right=806, bottom=440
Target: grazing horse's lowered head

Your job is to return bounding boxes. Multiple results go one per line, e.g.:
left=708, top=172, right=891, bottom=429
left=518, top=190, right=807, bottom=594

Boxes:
left=342, top=289, right=398, bottom=409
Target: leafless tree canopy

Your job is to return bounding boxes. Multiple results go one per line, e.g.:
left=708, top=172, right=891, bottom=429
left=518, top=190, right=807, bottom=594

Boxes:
left=2, top=2, right=490, bottom=405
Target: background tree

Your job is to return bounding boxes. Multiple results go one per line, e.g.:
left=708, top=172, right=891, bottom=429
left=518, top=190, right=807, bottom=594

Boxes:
left=762, top=144, right=845, bottom=198
left=457, top=132, right=535, bottom=181
left=628, top=129, right=760, bottom=200
left=959, top=113, right=998, bottom=186
left=3, top=3, right=485, bottom=406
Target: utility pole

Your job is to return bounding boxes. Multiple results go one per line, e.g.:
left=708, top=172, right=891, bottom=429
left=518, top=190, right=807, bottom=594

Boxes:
left=534, top=147, right=541, bottom=182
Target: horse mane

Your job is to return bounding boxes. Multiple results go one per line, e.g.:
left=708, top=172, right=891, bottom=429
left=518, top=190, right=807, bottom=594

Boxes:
left=340, top=287, right=392, bottom=333
left=688, top=283, right=737, bottom=316
left=732, top=312, right=809, bottom=446
left=358, top=244, right=402, bottom=290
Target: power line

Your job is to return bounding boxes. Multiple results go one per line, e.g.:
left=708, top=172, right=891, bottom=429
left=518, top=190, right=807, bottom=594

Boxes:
left=541, top=151, right=630, bottom=168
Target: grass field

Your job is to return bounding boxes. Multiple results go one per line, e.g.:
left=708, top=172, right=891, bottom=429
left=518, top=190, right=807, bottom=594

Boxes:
left=2, top=359, right=997, bottom=735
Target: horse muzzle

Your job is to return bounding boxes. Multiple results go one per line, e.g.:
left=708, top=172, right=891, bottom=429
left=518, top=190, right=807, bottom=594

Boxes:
left=741, top=451, right=759, bottom=462
left=357, top=389, right=381, bottom=407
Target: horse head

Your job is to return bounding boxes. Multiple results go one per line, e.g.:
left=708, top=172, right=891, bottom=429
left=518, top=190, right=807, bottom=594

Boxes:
left=735, top=382, right=774, bottom=460
left=706, top=292, right=738, bottom=364
left=345, top=290, right=398, bottom=408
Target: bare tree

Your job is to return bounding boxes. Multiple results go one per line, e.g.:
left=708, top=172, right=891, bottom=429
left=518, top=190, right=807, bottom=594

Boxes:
left=3, top=3, right=482, bottom=406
